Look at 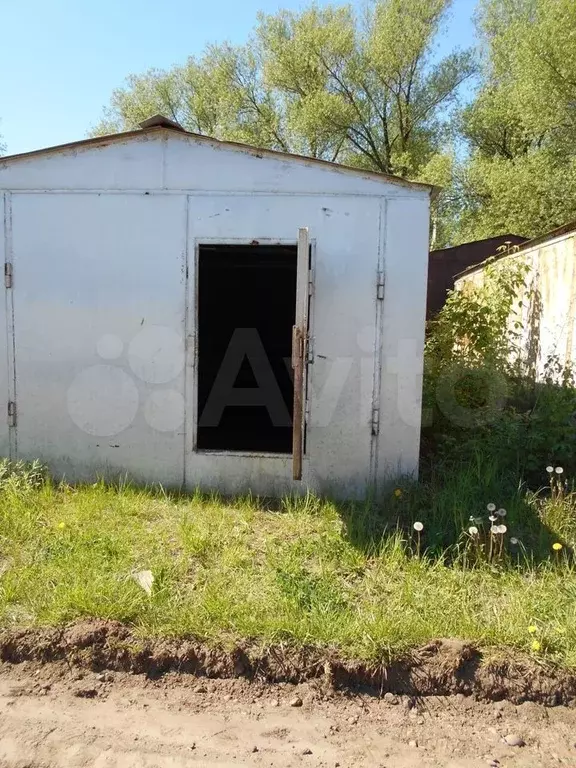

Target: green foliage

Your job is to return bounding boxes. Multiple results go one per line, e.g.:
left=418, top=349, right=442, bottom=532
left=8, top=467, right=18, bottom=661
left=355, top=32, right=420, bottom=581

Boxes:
left=537, top=471, right=576, bottom=551
left=512, top=365, right=576, bottom=479
left=453, top=0, right=576, bottom=241
left=457, top=150, right=576, bottom=242
left=478, top=0, right=576, bottom=141
left=0, top=458, right=46, bottom=492
left=417, top=152, right=462, bottom=248
left=92, top=0, right=576, bottom=243
left=424, top=253, right=528, bottom=440
left=427, top=253, right=529, bottom=375
left=424, top=251, right=576, bottom=484
left=93, top=0, right=474, bottom=178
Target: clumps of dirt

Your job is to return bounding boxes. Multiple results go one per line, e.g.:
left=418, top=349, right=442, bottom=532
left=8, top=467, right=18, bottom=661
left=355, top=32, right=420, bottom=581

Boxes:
left=1, top=620, right=575, bottom=706
left=342, top=639, right=576, bottom=706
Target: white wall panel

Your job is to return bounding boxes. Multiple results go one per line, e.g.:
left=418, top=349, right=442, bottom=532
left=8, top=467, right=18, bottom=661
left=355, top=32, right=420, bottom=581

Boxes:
left=377, top=197, right=430, bottom=483
left=0, top=131, right=429, bottom=200
left=166, top=134, right=427, bottom=198
left=0, top=135, right=163, bottom=191
left=11, top=192, right=187, bottom=486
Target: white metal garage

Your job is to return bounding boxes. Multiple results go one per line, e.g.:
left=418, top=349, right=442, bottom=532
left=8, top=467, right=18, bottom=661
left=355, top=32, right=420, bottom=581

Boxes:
left=0, top=115, right=432, bottom=499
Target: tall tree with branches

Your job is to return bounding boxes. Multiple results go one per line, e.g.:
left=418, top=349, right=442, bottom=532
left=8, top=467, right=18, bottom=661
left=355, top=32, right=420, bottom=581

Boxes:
left=94, top=0, right=474, bottom=183
left=454, top=0, right=576, bottom=241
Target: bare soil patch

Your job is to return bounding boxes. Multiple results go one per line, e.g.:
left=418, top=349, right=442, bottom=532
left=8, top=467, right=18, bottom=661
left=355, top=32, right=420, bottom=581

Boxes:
left=1, top=652, right=576, bottom=767
left=1, top=620, right=576, bottom=706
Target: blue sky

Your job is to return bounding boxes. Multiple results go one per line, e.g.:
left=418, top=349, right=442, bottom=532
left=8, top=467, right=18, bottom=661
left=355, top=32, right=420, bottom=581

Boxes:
left=0, top=0, right=478, bottom=155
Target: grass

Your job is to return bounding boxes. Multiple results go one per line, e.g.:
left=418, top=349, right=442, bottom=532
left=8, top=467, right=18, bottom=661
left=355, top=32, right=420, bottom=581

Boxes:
left=0, top=459, right=575, bottom=667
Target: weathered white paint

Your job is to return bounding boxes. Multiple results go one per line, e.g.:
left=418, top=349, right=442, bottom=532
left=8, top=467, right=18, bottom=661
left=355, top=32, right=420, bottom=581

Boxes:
left=378, top=198, right=430, bottom=479
left=0, top=131, right=429, bottom=198
left=0, top=193, right=9, bottom=458
left=455, top=228, right=576, bottom=380
left=0, top=128, right=431, bottom=498
left=11, top=192, right=187, bottom=486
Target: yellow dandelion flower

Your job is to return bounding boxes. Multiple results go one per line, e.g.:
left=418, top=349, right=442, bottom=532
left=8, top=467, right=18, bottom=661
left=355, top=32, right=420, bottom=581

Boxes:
left=528, top=625, right=537, bottom=634
left=552, top=542, right=563, bottom=551
left=531, top=640, right=541, bottom=652
left=57, top=521, right=66, bottom=530
left=394, top=488, right=402, bottom=498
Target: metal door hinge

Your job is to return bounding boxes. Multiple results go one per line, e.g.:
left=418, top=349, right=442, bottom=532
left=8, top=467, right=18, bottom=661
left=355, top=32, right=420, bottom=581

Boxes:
left=308, top=269, right=314, bottom=297
left=376, top=271, right=385, bottom=301
left=7, top=401, right=16, bottom=428
left=371, top=406, right=380, bottom=436
left=4, top=263, right=13, bottom=289
left=307, top=335, right=314, bottom=364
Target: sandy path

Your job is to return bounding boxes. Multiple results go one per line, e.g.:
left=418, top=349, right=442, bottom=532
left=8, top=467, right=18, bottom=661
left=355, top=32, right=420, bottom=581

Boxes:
left=0, top=661, right=575, bottom=767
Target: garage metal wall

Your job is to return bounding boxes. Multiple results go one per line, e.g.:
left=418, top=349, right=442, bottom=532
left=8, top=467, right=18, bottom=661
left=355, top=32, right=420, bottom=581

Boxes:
left=0, top=131, right=430, bottom=498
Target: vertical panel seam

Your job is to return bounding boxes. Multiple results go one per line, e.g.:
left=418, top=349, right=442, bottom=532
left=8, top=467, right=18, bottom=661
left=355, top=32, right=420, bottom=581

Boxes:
left=161, top=135, right=168, bottom=190
left=4, top=192, right=17, bottom=458
left=369, top=197, right=386, bottom=494
left=1, top=193, right=8, bottom=449
left=182, top=195, right=190, bottom=490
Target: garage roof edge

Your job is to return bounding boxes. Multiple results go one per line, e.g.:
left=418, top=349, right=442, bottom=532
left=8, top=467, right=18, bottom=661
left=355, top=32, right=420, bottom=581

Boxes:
left=455, top=219, right=576, bottom=281
left=0, top=120, right=437, bottom=195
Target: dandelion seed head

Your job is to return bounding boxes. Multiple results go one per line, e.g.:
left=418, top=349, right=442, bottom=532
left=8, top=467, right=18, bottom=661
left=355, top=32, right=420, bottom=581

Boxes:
left=490, top=525, right=499, bottom=534
left=487, top=503, right=496, bottom=512
left=497, top=508, right=507, bottom=517
left=413, top=522, right=424, bottom=532
left=489, top=515, right=497, bottom=522
left=510, top=537, right=519, bottom=545
left=555, top=467, right=564, bottom=474
left=498, top=524, right=507, bottom=534
left=546, top=466, right=554, bottom=473
left=468, top=526, right=479, bottom=536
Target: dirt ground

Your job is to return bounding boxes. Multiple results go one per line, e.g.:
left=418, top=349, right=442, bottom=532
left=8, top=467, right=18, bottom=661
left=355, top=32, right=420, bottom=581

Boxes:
left=0, top=660, right=575, bottom=768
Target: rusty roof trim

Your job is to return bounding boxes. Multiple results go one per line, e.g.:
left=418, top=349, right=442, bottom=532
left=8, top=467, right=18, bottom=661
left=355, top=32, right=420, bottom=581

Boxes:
left=515, top=219, right=576, bottom=253
left=0, top=115, right=437, bottom=194
left=430, top=233, right=527, bottom=257
left=138, top=114, right=185, bottom=131
left=0, top=128, right=159, bottom=165
left=171, top=131, right=437, bottom=194
left=455, top=220, right=576, bottom=281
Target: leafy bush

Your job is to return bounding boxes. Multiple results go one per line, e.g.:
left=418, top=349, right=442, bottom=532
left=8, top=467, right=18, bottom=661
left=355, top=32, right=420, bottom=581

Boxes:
left=426, top=252, right=529, bottom=375
left=423, top=251, right=576, bottom=484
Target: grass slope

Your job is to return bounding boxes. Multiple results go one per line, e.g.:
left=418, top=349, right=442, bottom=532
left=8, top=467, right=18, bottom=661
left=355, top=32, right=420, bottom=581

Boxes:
left=0, top=466, right=575, bottom=666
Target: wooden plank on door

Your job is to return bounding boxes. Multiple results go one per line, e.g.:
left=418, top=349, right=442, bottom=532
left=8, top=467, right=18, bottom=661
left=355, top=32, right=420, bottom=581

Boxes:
left=292, top=227, right=309, bottom=480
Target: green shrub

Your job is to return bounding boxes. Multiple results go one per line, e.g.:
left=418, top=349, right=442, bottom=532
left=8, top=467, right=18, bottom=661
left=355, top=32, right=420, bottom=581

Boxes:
left=424, top=252, right=576, bottom=486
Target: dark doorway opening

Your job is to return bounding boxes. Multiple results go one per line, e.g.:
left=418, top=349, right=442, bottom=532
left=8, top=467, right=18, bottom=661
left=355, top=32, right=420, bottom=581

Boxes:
left=197, top=244, right=297, bottom=453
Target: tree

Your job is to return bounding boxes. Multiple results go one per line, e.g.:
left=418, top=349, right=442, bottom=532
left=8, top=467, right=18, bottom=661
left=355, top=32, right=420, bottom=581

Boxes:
left=417, top=150, right=464, bottom=249
left=94, top=0, right=474, bottom=180
left=455, top=0, right=576, bottom=241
